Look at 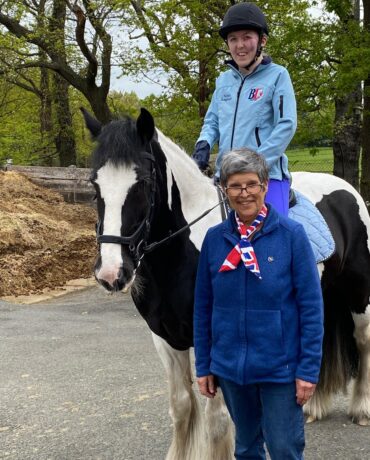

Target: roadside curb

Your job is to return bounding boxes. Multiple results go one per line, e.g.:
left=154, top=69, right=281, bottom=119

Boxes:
left=1, top=277, right=96, bottom=305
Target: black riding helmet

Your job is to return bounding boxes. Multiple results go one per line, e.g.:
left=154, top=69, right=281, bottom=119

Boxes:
left=219, top=2, right=269, bottom=40
left=219, top=3, right=268, bottom=70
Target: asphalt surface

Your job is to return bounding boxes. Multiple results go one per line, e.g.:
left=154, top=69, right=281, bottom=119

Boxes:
left=0, top=287, right=369, bottom=460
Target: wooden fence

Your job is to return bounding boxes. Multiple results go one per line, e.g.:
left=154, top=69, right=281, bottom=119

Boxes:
left=5, top=164, right=95, bottom=205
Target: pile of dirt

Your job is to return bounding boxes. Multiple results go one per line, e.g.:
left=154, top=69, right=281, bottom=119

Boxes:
left=0, top=171, right=97, bottom=297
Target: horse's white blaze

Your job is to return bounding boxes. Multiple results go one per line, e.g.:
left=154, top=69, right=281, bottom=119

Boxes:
left=95, top=162, right=137, bottom=284
left=292, top=172, right=370, bottom=252
left=158, top=131, right=221, bottom=250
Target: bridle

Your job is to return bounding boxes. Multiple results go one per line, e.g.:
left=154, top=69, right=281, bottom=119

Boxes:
left=95, top=147, right=157, bottom=265
left=95, top=143, right=226, bottom=266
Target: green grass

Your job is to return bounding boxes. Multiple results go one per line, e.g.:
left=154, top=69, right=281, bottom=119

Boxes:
left=210, top=147, right=334, bottom=173
left=287, top=147, right=333, bottom=173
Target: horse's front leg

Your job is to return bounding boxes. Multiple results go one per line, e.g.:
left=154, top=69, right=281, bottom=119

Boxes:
left=151, top=333, right=206, bottom=460
left=350, top=308, right=370, bottom=426
left=303, top=385, right=333, bottom=423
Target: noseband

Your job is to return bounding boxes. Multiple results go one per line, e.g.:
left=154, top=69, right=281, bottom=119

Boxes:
left=96, top=148, right=157, bottom=264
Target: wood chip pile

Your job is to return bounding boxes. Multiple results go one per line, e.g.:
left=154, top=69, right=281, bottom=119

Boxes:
left=0, top=171, right=97, bottom=297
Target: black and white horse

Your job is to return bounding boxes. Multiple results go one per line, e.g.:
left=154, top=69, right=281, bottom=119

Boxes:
left=83, top=108, right=370, bottom=459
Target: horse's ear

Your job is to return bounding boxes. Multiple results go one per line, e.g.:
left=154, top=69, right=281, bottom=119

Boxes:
left=80, top=107, right=102, bottom=138
left=137, top=108, right=155, bottom=143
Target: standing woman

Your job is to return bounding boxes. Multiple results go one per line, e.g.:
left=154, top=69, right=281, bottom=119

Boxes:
left=192, top=2, right=297, bottom=216
left=193, top=149, right=323, bottom=460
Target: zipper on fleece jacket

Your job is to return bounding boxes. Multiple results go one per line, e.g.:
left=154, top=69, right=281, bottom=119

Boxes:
left=228, top=60, right=268, bottom=151
left=230, top=76, right=247, bottom=150
left=255, top=127, right=261, bottom=147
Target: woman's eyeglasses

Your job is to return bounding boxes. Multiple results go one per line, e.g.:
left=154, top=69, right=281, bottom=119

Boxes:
left=225, top=183, right=264, bottom=196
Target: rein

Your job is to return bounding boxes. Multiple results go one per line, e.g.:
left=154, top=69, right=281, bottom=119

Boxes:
left=95, top=144, right=226, bottom=264
left=141, top=198, right=226, bottom=255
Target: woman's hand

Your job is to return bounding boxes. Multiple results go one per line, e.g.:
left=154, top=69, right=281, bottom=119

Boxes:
left=296, top=378, right=316, bottom=406
left=197, top=375, right=217, bottom=398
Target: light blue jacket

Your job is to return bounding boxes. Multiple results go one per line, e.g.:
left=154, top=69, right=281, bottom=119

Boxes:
left=197, top=58, right=297, bottom=180
left=193, top=205, right=324, bottom=385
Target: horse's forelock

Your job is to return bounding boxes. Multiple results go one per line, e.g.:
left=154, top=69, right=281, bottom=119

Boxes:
left=92, top=117, right=142, bottom=171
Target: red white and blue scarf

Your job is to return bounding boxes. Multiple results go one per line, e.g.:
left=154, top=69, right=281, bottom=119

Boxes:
left=219, top=205, right=268, bottom=279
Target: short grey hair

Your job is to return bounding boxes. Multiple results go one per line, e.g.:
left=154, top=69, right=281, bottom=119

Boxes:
left=220, top=148, right=269, bottom=186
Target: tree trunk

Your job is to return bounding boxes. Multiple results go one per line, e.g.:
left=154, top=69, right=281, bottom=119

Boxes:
left=87, top=86, right=113, bottom=125
left=51, top=0, right=76, bottom=166
left=39, top=65, right=53, bottom=166
left=40, top=66, right=52, bottom=135
left=332, top=86, right=362, bottom=189
left=197, top=17, right=208, bottom=120
left=38, top=1, right=53, bottom=165
left=53, top=73, right=76, bottom=166
left=360, top=0, right=370, bottom=205
left=198, top=58, right=208, bottom=119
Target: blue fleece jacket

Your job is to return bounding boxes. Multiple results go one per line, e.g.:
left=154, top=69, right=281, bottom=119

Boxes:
left=196, top=57, right=297, bottom=180
left=193, top=205, right=324, bottom=385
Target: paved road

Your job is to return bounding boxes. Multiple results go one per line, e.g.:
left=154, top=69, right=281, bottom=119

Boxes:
left=0, top=287, right=369, bottom=460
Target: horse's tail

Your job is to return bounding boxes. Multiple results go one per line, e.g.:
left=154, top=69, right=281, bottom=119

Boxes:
left=304, top=277, right=359, bottom=421
left=319, top=278, right=359, bottom=395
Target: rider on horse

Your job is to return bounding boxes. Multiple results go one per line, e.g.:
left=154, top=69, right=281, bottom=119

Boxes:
left=192, top=2, right=297, bottom=217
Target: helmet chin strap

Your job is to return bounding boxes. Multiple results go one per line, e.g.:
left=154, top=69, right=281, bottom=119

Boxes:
left=243, top=34, right=264, bottom=71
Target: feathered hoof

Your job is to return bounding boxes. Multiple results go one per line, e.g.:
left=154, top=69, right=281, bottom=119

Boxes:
left=351, top=415, right=370, bottom=426
left=305, top=415, right=317, bottom=424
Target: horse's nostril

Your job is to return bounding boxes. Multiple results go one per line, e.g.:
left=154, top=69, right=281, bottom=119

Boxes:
left=100, top=279, right=114, bottom=292
left=113, top=279, right=122, bottom=292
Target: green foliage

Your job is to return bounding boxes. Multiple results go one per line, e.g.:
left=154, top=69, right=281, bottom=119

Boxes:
left=292, top=105, right=334, bottom=148
left=69, top=88, right=94, bottom=168
left=323, top=0, right=353, bottom=20
left=143, top=93, right=202, bottom=153
left=73, top=89, right=147, bottom=167
left=0, top=81, right=44, bottom=165
left=108, top=90, right=142, bottom=118
left=332, top=20, right=370, bottom=94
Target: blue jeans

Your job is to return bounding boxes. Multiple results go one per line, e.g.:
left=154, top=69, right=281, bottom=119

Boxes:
left=217, top=377, right=305, bottom=460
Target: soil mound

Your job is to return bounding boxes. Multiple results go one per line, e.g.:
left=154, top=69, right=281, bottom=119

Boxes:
left=0, top=171, right=97, bottom=297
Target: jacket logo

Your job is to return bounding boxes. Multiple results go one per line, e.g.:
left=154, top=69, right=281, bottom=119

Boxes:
left=248, top=88, right=264, bottom=101
left=221, top=93, right=232, bottom=101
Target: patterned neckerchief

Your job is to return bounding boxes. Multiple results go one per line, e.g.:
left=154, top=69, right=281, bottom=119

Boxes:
left=219, top=205, right=268, bottom=279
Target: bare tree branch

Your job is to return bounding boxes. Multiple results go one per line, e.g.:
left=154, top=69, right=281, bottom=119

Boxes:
left=70, top=1, right=98, bottom=81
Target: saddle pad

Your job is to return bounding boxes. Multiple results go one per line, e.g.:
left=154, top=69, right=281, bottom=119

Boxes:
left=288, top=190, right=335, bottom=263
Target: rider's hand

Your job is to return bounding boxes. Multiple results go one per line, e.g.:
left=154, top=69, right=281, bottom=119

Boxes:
left=192, top=140, right=210, bottom=171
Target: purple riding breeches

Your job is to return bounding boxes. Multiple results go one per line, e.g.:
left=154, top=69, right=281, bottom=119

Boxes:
left=265, top=179, right=290, bottom=217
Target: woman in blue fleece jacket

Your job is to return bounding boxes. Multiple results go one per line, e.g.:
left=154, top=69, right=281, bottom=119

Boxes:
left=194, top=149, right=323, bottom=460
left=192, top=3, right=297, bottom=216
